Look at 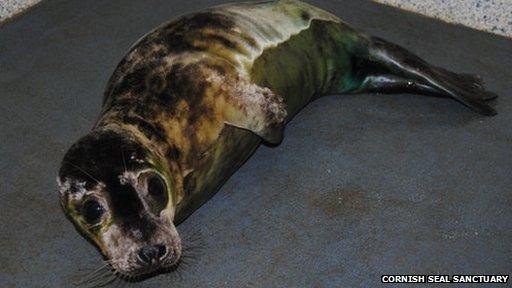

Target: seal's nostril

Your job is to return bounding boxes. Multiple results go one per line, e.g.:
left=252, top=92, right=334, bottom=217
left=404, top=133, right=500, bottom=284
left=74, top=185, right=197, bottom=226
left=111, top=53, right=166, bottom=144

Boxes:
left=137, top=245, right=165, bottom=265
left=156, top=244, right=167, bottom=259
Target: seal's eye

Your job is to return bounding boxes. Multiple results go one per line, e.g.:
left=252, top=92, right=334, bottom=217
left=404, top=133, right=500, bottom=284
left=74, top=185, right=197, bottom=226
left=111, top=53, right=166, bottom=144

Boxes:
left=82, top=200, right=104, bottom=224
left=146, top=174, right=168, bottom=215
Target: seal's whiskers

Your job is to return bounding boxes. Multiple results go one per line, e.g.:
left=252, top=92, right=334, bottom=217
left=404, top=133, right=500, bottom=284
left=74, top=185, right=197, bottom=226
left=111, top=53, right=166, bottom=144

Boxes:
left=75, top=259, right=122, bottom=288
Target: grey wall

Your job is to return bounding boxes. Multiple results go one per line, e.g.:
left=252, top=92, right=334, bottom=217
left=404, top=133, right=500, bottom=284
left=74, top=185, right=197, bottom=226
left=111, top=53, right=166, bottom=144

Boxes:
left=0, top=0, right=43, bottom=22
left=2, top=0, right=512, bottom=38
left=374, top=0, right=512, bottom=38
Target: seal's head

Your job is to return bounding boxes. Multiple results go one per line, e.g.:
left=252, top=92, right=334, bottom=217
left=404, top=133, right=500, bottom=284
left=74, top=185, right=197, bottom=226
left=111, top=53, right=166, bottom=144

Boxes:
left=57, top=127, right=181, bottom=278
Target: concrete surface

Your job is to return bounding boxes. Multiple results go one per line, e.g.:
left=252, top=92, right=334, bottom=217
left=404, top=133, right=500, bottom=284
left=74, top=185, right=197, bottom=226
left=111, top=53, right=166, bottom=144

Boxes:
left=374, top=0, right=512, bottom=38
left=0, top=0, right=43, bottom=23
left=0, top=0, right=511, bottom=287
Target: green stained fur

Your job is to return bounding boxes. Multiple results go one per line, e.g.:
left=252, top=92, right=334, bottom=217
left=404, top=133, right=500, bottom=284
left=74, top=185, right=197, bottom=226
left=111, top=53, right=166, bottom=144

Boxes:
left=250, top=19, right=365, bottom=118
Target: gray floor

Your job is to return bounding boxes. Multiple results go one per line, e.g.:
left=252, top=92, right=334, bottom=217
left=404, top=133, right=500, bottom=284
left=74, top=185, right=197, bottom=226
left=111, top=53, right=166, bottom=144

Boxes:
left=1, top=0, right=511, bottom=287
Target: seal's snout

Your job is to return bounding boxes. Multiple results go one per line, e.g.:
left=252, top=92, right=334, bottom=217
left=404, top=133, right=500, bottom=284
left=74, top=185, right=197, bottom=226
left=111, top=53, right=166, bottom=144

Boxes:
left=137, top=244, right=167, bottom=265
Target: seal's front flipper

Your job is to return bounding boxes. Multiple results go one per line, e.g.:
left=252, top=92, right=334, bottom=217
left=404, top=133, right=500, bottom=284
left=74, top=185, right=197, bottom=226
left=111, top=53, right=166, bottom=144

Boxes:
left=223, top=81, right=287, bottom=145
left=363, top=36, right=498, bottom=115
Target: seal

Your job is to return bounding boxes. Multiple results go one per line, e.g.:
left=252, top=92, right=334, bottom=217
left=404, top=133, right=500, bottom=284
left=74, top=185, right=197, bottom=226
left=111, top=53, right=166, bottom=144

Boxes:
left=57, top=0, right=497, bottom=281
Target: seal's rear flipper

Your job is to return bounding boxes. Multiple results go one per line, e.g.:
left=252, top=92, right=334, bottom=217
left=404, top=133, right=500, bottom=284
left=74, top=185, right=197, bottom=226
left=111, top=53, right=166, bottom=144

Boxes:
left=358, top=36, right=498, bottom=115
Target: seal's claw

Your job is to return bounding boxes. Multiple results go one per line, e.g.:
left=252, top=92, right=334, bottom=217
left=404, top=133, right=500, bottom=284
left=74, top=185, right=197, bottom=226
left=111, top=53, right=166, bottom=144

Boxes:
left=261, top=123, right=285, bottom=145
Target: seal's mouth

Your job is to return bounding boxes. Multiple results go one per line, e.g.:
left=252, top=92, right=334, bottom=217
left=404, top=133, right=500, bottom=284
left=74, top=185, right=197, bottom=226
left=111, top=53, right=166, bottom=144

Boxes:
left=116, top=256, right=183, bottom=281
left=103, top=238, right=183, bottom=281
left=125, top=245, right=182, bottom=279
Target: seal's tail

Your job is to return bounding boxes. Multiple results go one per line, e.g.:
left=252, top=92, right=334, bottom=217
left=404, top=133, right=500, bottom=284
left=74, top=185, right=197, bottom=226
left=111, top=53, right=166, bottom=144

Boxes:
left=351, top=36, right=498, bottom=115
